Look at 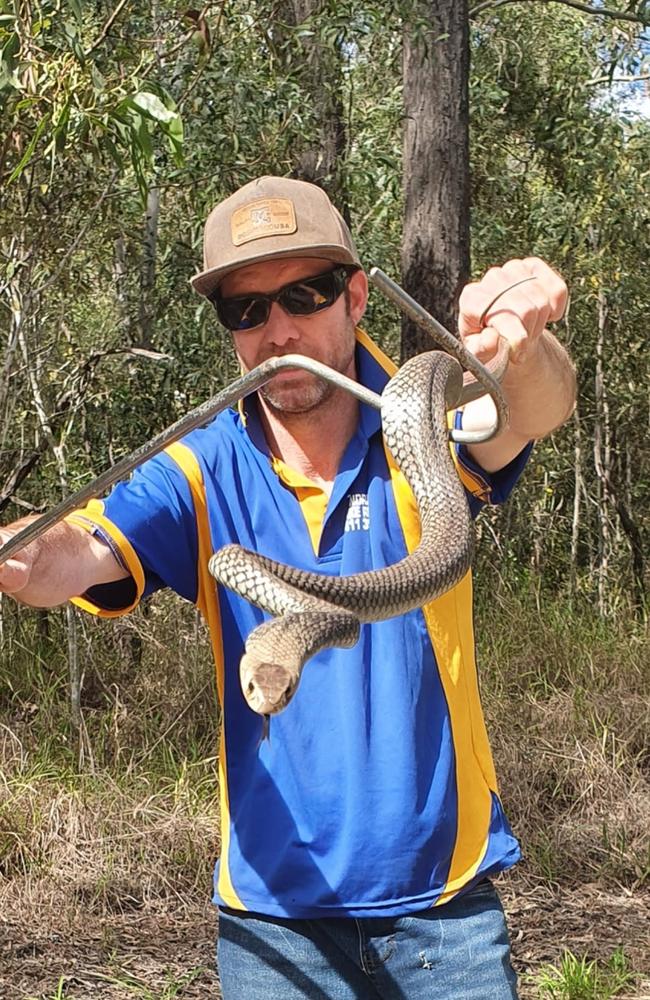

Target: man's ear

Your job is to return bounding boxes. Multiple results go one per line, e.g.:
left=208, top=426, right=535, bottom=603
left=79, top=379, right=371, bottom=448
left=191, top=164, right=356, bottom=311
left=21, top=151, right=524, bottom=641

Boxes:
left=348, top=269, right=369, bottom=325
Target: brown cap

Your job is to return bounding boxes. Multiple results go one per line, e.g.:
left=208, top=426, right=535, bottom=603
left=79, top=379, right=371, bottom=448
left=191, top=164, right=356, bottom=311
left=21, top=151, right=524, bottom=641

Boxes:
left=190, top=176, right=361, bottom=298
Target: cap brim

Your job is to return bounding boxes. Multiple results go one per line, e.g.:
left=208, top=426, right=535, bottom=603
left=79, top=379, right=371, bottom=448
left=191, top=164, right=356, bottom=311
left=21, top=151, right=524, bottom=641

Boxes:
left=190, top=245, right=360, bottom=298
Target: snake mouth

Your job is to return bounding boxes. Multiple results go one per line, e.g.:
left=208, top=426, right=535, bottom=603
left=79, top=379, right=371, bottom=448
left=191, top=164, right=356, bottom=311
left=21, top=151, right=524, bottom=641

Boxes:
left=240, top=656, right=298, bottom=715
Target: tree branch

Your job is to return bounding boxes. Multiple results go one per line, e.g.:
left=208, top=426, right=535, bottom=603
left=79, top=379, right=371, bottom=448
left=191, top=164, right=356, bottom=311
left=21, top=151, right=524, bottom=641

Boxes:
left=470, top=0, right=650, bottom=26
left=586, top=73, right=650, bottom=84
left=0, top=445, right=48, bottom=515
left=35, top=170, right=119, bottom=297
left=85, top=0, right=131, bottom=56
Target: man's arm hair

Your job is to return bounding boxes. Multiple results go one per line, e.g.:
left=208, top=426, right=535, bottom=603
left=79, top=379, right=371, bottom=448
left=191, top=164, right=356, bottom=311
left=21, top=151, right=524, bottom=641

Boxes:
left=0, top=516, right=129, bottom=608
left=462, top=330, right=576, bottom=473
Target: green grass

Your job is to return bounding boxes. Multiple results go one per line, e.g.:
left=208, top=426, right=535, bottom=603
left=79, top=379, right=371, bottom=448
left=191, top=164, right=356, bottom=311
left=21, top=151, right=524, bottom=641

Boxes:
left=86, top=967, right=206, bottom=998
left=26, top=968, right=207, bottom=1000
left=534, top=948, right=637, bottom=999
left=27, top=977, right=69, bottom=1000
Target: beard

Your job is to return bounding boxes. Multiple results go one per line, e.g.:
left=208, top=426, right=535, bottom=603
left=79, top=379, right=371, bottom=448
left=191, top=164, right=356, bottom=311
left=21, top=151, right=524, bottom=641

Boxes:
left=252, top=322, right=357, bottom=415
left=259, top=371, right=337, bottom=414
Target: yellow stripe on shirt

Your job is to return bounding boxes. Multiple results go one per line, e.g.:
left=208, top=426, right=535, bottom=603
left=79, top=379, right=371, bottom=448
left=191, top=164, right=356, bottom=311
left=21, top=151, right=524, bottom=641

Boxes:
left=271, top=455, right=328, bottom=556
left=165, top=441, right=246, bottom=911
left=66, top=500, right=145, bottom=617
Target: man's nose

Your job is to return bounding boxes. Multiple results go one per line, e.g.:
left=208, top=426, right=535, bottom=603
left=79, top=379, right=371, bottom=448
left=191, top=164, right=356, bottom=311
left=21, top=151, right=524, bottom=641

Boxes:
left=263, top=302, right=301, bottom=346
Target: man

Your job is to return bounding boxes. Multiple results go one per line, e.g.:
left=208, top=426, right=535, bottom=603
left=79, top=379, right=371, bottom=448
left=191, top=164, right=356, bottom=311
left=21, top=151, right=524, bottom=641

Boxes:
left=0, top=176, right=575, bottom=998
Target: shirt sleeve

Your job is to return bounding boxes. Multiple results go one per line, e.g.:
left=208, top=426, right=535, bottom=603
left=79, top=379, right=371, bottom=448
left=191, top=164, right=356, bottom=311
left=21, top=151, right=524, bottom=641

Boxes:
left=66, top=449, right=200, bottom=617
left=451, top=409, right=533, bottom=519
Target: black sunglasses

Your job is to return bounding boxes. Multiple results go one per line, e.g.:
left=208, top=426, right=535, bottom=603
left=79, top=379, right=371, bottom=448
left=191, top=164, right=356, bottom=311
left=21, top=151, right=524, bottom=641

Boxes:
left=210, top=266, right=356, bottom=332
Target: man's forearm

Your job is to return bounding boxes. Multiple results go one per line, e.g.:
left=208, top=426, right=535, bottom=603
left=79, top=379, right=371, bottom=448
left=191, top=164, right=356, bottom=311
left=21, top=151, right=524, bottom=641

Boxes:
left=499, top=329, right=576, bottom=440
left=457, top=257, right=575, bottom=472
left=463, top=330, right=576, bottom=472
left=0, top=516, right=129, bottom=607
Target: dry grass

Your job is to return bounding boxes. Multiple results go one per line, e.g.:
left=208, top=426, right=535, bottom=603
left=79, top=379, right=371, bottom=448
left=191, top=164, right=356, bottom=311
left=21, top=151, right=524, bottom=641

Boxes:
left=0, top=754, right=219, bottom=925
left=478, top=585, right=649, bottom=892
left=0, top=595, right=220, bottom=927
left=0, top=583, right=648, bottom=994
left=492, top=692, right=650, bottom=886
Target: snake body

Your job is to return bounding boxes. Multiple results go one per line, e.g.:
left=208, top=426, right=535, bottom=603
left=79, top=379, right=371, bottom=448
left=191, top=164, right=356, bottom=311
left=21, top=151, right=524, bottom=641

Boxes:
left=208, top=351, right=474, bottom=717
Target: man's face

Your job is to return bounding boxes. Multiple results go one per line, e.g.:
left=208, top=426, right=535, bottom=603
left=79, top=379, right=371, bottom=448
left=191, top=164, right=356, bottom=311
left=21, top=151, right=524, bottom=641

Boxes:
left=218, top=257, right=368, bottom=414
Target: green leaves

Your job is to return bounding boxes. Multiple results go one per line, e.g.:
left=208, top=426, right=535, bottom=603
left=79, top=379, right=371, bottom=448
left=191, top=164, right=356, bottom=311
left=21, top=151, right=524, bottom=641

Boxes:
left=128, top=91, right=185, bottom=167
left=7, top=114, right=50, bottom=184
left=114, top=89, right=185, bottom=199
left=0, top=6, right=188, bottom=195
left=129, top=91, right=177, bottom=124
left=61, top=17, right=85, bottom=64
left=0, top=26, right=19, bottom=91
left=65, top=0, right=84, bottom=23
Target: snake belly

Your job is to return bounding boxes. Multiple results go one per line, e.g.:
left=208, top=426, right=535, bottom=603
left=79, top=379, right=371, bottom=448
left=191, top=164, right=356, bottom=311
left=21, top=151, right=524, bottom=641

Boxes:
left=208, top=351, right=473, bottom=716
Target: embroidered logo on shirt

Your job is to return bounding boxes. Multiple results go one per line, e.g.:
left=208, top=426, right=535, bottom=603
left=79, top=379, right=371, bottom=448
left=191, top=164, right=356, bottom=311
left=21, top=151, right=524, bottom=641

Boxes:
left=344, top=493, right=370, bottom=532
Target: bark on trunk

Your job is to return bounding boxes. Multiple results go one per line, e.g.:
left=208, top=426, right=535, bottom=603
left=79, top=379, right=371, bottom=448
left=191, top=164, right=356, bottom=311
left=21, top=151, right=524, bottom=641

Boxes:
left=593, top=286, right=612, bottom=616
left=284, top=0, right=349, bottom=218
left=570, top=409, right=585, bottom=593
left=17, top=306, right=90, bottom=763
left=114, top=235, right=130, bottom=340
left=138, top=186, right=159, bottom=350
left=137, top=1, right=164, bottom=349
left=401, top=0, right=470, bottom=360
left=612, top=435, right=646, bottom=614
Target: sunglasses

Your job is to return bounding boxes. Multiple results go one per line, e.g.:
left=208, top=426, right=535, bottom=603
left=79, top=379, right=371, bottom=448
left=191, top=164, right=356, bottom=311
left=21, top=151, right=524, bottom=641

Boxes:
left=210, top=266, right=356, bottom=332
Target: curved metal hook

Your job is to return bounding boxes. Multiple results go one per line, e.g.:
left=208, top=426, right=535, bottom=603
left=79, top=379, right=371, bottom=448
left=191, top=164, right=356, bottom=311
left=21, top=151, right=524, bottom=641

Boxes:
left=0, top=356, right=380, bottom=566
left=368, top=267, right=511, bottom=445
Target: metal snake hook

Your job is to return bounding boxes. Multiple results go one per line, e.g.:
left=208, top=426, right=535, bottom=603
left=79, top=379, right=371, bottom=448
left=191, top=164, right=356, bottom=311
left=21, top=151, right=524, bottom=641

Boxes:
left=0, top=273, right=513, bottom=567
left=368, top=267, right=512, bottom=445
left=0, top=357, right=382, bottom=566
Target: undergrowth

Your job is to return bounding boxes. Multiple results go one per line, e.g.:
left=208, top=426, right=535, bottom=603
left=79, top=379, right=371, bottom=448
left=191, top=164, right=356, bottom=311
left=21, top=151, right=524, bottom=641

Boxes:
left=533, top=947, right=637, bottom=999
left=475, top=579, right=649, bottom=892
left=0, top=594, right=220, bottom=922
left=0, top=579, right=648, bottom=989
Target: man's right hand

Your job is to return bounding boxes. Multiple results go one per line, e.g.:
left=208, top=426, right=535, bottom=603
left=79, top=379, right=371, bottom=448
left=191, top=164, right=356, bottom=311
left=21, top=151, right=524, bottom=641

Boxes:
left=0, top=527, right=36, bottom=595
left=0, top=517, right=129, bottom=608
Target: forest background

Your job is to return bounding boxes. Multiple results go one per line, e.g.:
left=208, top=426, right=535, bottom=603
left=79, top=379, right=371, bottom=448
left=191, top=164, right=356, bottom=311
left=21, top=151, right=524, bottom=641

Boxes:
left=0, top=1, right=649, bottom=998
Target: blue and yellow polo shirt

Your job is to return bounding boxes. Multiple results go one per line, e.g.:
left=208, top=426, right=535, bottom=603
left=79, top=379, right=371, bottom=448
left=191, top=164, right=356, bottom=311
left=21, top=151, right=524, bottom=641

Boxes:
left=68, top=330, right=532, bottom=919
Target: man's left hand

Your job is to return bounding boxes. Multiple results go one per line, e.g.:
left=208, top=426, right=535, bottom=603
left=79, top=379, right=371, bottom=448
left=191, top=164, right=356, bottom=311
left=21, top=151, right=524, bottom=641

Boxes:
left=458, top=257, right=568, bottom=365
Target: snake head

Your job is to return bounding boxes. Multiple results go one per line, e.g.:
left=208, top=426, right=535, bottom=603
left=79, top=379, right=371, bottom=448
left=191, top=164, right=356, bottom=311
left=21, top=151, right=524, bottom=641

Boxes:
left=239, top=653, right=299, bottom=716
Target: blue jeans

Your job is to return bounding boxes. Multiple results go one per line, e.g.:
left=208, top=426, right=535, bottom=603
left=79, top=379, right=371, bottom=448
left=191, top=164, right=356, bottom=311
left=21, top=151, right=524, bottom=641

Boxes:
left=217, top=880, right=518, bottom=999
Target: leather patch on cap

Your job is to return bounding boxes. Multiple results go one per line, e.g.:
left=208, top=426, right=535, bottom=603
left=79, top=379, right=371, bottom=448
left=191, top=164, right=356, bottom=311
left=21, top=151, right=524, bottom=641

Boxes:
left=231, top=198, right=297, bottom=246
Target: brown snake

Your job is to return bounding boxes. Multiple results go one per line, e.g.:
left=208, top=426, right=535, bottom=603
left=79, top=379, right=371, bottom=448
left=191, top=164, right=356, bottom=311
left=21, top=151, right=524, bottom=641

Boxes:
left=207, top=270, right=529, bottom=722
left=208, top=351, right=475, bottom=718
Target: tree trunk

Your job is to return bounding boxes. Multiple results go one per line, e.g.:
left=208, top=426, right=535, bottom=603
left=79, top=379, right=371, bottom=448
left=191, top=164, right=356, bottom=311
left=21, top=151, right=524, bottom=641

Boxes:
left=611, top=435, right=646, bottom=614
left=17, top=301, right=91, bottom=767
left=593, top=286, right=612, bottom=616
left=284, top=0, right=349, bottom=217
left=114, top=235, right=130, bottom=340
left=401, top=0, right=470, bottom=360
left=138, top=186, right=159, bottom=350
left=137, top=0, right=165, bottom=350
left=0, top=255, right=22, bottom=445
left=570, top=409, right=585, bottom=594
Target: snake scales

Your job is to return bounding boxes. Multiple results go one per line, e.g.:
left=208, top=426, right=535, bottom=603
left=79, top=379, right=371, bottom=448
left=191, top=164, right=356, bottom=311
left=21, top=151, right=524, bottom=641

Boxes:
left=208, top=350, right=476, bottom=718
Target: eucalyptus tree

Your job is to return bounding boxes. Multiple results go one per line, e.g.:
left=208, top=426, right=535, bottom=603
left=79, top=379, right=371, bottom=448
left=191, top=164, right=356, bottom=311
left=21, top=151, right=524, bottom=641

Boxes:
left=401, top=0, right=471, bottom=358
left=469, top=3, right=650, bottom=611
